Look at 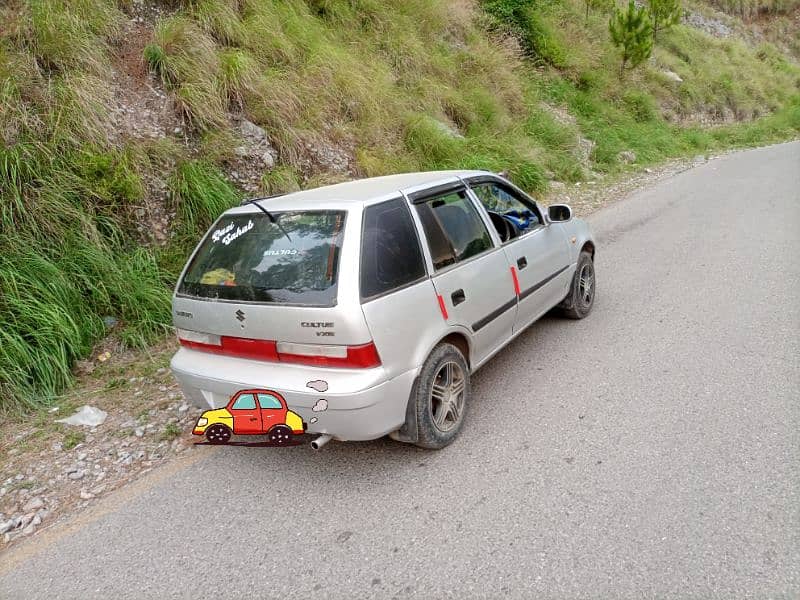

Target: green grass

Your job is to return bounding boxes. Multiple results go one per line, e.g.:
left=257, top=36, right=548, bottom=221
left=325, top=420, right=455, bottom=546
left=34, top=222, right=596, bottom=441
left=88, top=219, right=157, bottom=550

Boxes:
left=62, top=430, right=85, bottom=450
left=160, top=422, right=183, bottom=441
left=0, top=0, right=798, bottom=415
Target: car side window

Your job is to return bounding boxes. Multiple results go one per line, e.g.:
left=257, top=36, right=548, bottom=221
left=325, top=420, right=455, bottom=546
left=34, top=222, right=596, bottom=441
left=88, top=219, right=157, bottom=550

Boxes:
left=257, top=393, right=283, bottom=409
left=414, top=189, right=493, bottom=271
left=470, top=182, right=543, bottom=241
left=231, top=394, right=256, bottom=410
left=360, top=198, right=426, bottom=300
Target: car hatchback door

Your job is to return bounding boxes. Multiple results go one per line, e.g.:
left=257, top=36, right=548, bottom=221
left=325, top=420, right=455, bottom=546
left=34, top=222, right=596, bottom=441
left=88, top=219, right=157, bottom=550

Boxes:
left=411, top=186, right=517, bottom=366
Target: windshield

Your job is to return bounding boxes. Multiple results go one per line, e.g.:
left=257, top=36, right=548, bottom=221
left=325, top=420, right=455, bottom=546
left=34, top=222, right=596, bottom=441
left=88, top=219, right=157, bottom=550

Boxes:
left=178, top=210, right=346, bottom=305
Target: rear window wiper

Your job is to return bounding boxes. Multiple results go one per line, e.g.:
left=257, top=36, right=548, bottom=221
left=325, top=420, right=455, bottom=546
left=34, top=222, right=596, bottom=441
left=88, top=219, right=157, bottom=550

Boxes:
left=242, top=197, right=292, bottom=242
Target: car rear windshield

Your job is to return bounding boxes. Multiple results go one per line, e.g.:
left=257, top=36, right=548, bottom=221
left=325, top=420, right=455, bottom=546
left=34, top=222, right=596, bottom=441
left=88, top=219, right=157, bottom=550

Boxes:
left=178, top=210, right=346, bottom=305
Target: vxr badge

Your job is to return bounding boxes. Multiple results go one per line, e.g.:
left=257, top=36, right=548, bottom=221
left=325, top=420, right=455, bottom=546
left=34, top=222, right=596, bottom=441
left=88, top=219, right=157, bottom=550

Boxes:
left=235, top=309, right=246, bottom=323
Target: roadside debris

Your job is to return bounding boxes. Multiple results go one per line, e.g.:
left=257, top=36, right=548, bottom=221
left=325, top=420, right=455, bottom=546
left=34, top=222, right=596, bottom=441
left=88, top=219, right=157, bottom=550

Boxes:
left=55, top=406, right=108, bottom=428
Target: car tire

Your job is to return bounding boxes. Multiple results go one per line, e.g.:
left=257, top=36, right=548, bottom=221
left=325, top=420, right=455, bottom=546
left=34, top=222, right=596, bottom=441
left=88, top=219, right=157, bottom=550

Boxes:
left=558, top=251, right=595, bottom=319
left=414, top=343, right=470, bottom=450
left=268, top=425, right=293, bottom=445
left=205, top=424, right=232, bottom=444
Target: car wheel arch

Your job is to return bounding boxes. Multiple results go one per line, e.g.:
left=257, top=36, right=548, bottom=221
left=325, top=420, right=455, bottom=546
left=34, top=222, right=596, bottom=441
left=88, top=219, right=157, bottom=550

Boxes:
left=580, top=240, right=595, bottom=260
left=437, top=331, right=471, bottom=369
left=391, top=330, right=472, bottom=445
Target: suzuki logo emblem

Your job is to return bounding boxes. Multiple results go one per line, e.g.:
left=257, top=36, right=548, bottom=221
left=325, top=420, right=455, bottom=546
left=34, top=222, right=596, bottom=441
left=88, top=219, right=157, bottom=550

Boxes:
left=235, top=310, right=246, bottom=323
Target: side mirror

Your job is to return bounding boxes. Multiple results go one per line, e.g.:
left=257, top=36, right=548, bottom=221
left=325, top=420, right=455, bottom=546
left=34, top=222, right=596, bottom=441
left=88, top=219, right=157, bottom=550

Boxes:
left=548, top=204, right=572, bottom=222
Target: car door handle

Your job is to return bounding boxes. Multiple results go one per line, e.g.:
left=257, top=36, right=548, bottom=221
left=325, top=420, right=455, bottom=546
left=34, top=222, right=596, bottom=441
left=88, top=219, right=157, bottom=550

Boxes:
left=451, top=289, right=466, bottom=306
left=249, top=417, right=258, bottom=421
left=517, top=256, right=528, bottom=270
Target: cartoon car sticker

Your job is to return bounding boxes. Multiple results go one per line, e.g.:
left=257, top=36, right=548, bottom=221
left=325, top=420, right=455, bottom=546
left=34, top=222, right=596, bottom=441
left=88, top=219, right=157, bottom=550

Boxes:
left=192, top=389, right=307, bottom=446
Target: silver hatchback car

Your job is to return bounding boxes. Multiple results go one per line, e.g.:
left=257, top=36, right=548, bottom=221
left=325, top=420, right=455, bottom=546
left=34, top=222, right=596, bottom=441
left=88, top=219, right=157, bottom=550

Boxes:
left=171, top=170, right=595, bottom=449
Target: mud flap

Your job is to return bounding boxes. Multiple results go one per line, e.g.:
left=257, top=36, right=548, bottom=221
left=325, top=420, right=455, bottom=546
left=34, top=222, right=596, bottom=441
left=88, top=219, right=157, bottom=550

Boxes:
left=388, top=375, right=420, bottom=443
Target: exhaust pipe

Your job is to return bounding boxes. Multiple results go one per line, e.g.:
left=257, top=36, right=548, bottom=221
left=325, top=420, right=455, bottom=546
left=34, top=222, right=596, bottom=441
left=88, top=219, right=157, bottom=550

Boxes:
left=310, top=434, right=333, bottom=451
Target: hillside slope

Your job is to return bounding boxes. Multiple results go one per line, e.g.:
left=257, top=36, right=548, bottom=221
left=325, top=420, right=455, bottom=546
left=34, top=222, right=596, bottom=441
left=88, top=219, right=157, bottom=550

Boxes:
left=1, top=0, right=798, bottom=412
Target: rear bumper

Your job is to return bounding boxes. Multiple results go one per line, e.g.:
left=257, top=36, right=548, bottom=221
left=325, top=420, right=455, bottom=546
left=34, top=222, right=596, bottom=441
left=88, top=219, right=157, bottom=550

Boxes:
left=171, top=347, right=418, bottom=441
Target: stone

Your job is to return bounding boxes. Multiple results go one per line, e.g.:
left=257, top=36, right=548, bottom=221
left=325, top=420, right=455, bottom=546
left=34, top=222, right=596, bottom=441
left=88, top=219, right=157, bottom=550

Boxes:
left=662, top=70, right=683, bottom=84
left=240, top=119, right=269, bottom=142
left=576, top=136, right=596, bottom=167
left=0, top=520, right=14, bottom=534
left=134, top=427, right=145, bottom=438
left=77, top=452, right=88, bottom=461
left=80, top=490, right=95, bottom=500
left=22, top=523, right=35, bottom=536
left=68, top=470, right=85, bottom=481
left=618, top=150, right=637, bottom=164
left=22, top=497, right=44, bottom=512
left=177, top=404, right=189, bottom=414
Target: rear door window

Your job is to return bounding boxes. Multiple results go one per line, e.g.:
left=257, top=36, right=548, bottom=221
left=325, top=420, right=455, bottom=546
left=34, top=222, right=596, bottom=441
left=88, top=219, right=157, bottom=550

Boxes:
left=360, top=198, right=426, bottom=300
left=178, top=210, right=346, bottom=306
left=414, top=189, right=493, bottom=271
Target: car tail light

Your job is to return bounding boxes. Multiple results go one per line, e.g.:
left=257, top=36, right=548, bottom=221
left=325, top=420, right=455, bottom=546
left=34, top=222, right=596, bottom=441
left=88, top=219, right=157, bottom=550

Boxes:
left=177, top=330, right=380, bottom=368
left=276, top=341, right=381, bottom=368
left=176, top=328, right=222, bottom=351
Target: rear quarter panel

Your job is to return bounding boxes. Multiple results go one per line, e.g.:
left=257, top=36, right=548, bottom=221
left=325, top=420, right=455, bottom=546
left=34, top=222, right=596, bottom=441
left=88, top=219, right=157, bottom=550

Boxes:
left=360, top=278, right=450, bottom=378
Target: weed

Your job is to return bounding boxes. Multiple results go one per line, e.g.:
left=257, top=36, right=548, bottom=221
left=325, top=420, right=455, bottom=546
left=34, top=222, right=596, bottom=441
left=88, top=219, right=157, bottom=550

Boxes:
left=104, top=377, right=127, bottom=391
left=169, top=160, right=240, bottom=236
left=63, top=430, right=85, bottom=450
left=9, top=479, right=35, bottom=491
left=160, top=422, right=182, bottom=441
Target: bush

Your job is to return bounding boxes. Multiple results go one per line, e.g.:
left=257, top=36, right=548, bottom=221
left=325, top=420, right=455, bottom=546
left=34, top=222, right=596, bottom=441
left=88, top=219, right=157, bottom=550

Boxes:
left=622, top=90, right=659, bottom=122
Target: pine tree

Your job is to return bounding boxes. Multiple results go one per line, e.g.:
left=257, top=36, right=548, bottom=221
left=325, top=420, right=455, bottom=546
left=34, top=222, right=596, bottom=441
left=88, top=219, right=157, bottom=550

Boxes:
left=649, top=0, right=681, bottom=42
left=609, top=0, right=654, bottom=77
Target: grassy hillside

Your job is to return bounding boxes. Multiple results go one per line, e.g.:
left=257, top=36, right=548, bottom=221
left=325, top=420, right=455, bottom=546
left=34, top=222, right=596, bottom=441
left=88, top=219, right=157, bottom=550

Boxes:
left=1, top=0, right=798, bottom=413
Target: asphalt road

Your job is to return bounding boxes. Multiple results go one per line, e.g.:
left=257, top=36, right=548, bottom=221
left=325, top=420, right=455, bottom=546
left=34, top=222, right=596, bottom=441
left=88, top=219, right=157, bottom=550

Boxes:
left=2, top=142, right=798, bottom=599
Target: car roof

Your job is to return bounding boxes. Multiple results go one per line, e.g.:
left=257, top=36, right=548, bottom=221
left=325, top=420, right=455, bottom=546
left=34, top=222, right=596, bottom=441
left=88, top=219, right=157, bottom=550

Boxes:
left=226, top=170, right=494, bottom=214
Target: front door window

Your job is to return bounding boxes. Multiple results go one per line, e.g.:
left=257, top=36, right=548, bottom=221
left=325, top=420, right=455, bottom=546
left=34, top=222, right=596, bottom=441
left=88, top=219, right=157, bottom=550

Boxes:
left=470, top=182, right=543, bottom=243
